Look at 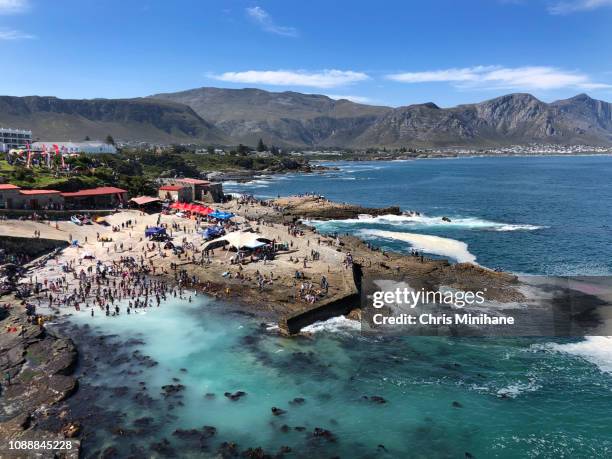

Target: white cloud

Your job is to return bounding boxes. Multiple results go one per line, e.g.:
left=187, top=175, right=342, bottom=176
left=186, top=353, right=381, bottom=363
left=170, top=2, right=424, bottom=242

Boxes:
left=548, top=0, right=612, bottom=14
left=326, top=94, right=374, bottom=104
left=386, top=65, right=611, bottom=91
left=246, top=6, right=297, bottom=37
left=0, top=28, right=35, bottom=40
left=0, top=0, right=29, bottom=14
left=212, top=70, right=370, bottom=89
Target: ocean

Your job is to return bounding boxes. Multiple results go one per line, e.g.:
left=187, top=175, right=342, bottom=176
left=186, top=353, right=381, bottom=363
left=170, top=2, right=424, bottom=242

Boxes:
left=62, top=156, right=612, bottom=458
left=225, top=155, right=612, bottom=276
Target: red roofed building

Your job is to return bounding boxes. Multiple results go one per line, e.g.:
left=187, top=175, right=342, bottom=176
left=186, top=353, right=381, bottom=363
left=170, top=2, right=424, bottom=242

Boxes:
left=61, top=186, right=128, bottom=209
left=19, top=189, right=61, bottom=195
left=176, top=178, right=209, bottom=185
left=0, top=184, right=20, bottom=190
left=0, top=184, right=64, bottom=209
left=158, top=184, right=191, bottom=202
left=0, top=184, right=22, bottom=209
left=19, top=189, right=64, bottom=210
left=169, top=178, right=223, bottom=203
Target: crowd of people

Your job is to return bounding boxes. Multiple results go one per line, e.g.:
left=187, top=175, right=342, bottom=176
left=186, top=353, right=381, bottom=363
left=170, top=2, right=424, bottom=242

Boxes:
left=2, top=192, right=359, bottom=325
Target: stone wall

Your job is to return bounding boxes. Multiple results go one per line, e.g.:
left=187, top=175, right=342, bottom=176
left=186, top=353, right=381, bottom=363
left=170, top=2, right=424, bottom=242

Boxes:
left=0, top=236, right=68, bottom=259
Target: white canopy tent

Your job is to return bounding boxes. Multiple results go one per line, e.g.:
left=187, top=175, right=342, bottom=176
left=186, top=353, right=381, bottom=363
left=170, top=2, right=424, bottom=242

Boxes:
left=203, top=231, right=271, bottom=251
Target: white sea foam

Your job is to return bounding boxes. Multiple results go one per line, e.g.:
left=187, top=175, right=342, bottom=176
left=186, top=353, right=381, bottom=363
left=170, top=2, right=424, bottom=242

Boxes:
left=358, top=229, right=477, bottom=264
left=543, top=336, right=612, bottom=375
left=308, top=214, right=545, bottom=232
left=224, top=179, right=270, bottom=189
left=301, top=315, right=361, bottom=334
left=496, top=378, right=541, bottom=398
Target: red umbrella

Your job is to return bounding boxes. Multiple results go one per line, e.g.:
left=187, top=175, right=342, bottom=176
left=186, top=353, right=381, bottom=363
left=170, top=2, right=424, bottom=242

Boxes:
left=200, top=206, right=213, bottom=215
left=170, top=202, right=181, bottom=209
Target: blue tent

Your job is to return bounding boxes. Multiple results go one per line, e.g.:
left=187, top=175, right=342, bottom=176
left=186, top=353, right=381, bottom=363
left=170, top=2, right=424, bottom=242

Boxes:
left=209, top=210, right=234, bottom=220
left=202, top=226, right=225, bottom=240
left=145, top=226, right=166, bottom=237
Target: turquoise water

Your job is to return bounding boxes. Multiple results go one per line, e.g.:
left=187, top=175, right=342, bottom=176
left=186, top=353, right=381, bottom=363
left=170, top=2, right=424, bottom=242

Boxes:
left=66, top=297, right=612, bottom=458
left=65, top=156, right=612, bottom=458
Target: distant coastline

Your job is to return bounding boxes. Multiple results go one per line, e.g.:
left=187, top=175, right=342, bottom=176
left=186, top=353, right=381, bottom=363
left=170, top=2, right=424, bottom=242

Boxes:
left=303, top=149, right=612, bottom=164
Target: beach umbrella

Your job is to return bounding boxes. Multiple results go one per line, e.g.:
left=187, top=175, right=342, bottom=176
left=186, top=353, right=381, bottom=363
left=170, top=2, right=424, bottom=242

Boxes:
left=170, top=202, right=181, bottom=209
left=195, top=205, right=213, bottom=215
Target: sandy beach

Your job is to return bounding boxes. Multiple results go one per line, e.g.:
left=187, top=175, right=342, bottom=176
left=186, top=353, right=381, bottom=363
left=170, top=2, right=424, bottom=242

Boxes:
left=1, top=195, right=523, bottom=327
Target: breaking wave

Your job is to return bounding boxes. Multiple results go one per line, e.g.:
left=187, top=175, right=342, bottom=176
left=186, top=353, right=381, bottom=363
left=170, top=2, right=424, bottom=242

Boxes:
left=312, top=214, right=545, bottom=232
left=301, top=315, right=361, bottom=334
left=541, top=336, right=612, bottom=375
left=358, top=229, right=477, bottom=264
left=223, top=179, right=270, bottom=189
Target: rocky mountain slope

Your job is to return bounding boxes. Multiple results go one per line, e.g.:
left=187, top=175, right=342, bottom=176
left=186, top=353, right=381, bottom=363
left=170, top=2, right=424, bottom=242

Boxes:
left=149, top=87, right=390, bottom=147
left=1, top=90, right=611, bottom=148
left=354, top=93, right=612, bottom=147
left=0, top=96, right=227, bottom=144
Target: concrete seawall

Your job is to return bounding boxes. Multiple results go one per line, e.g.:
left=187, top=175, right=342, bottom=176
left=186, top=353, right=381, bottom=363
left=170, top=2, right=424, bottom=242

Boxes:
left=0, top=209, right=118, bottom=220
left=280, top=263, right=363, bottom=334
left=0, top=235, right=68, bottom=259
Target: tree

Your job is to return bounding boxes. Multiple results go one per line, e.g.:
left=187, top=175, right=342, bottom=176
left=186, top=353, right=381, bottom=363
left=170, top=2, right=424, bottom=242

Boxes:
left=237, top=144, right=250, bottom=156
left=105, top=135, right=115, bottom=145
left=235, top=157, right=254, bottom=169
left=170, top=144, right=188, bottom=154
left=256, top=138, right=267, bottom=152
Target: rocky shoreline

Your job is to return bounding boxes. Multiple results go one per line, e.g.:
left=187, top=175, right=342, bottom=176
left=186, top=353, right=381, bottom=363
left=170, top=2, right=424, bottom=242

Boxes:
left=270, top=195, right=401, bottom=221
left=0, top=299, right=80, bottom=457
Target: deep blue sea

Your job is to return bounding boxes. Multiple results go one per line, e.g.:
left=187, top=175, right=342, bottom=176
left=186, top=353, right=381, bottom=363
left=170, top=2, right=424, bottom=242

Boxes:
left=225, top=156, right=612, bottom=276
left=64, top=156, right=612, bottom=458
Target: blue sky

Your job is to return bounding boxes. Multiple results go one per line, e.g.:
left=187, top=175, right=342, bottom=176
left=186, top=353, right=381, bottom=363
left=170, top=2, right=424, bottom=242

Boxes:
left=1, top=0, right=611, bottom=107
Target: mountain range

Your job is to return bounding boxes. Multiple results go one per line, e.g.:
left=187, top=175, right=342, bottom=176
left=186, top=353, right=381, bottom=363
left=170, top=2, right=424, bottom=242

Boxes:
left=0, top=96, right=225, bottom=144
left=1, top=88, right=611, bottom=148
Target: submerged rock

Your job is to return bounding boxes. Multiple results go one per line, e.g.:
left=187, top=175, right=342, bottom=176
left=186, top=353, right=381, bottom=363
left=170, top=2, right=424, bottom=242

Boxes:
left=224, top=390, right=247, bottom=401
left=311, top=427, right=337, bottom=442
left=173, top=425, right=217, bottom=446
left=241, top=446, right=269, bottom=458
left=218, top=441, right=239, bottom=457
left=101, top=446, right=120, bottom=459
left=132, top=417, right=154, bottom=428
left=363, top=395, right=387, bottom=404
left=161, top=384, right=185, bottom=397
left=150, top=438, right=175, bottom=456
left=289, top=397, right=305, bottom=405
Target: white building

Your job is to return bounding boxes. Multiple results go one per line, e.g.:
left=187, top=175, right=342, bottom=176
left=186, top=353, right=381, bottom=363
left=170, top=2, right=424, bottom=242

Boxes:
left=1, top=127, right=32, bottom=152
left=32, top=141, right=117, bottom=154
